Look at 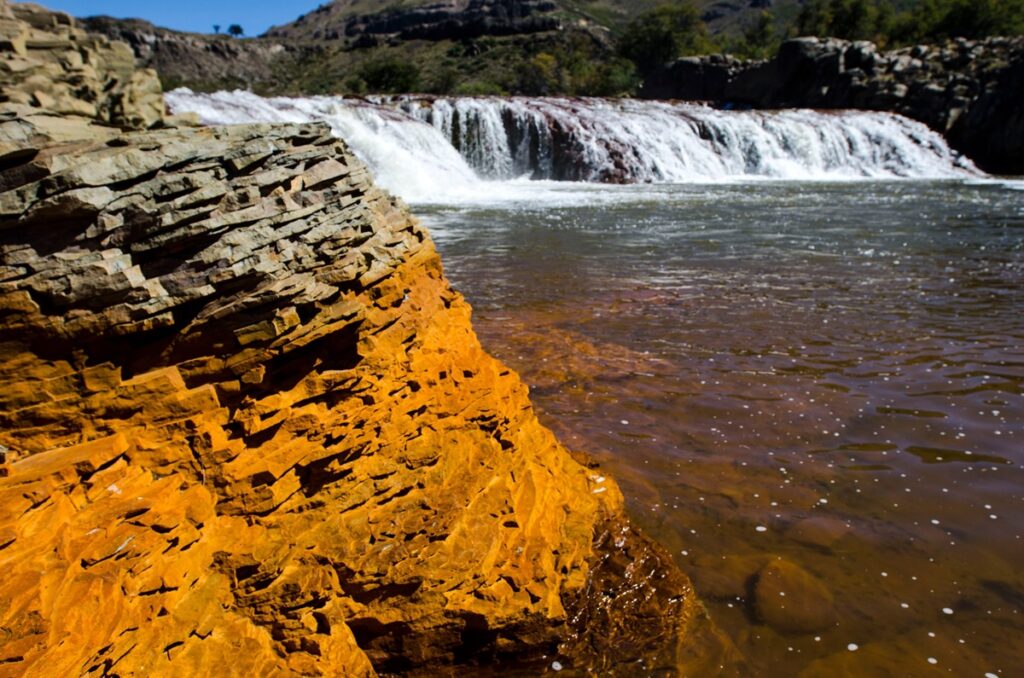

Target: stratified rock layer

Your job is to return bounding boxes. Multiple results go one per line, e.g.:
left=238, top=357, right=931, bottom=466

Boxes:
left=0, top=105, right=731, bottom=677
left=0, top=1, right=163, bottom=128
left=81, top=15, right=314, bottom=93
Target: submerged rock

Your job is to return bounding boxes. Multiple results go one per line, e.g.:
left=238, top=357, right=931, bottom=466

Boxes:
left=787, top=516, right=853, bottom=551
left=689, top=553, right=771, bottom=601
left=753, top=558, right=837, bottom=634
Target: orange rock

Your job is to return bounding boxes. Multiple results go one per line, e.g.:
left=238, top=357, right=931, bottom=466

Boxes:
left=0, top=12, right=736, bottom=670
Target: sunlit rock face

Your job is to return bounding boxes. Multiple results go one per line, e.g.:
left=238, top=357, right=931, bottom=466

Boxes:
left=0, top=5, right=735, bottom=671
left=0, top=0, right=163, bottom=129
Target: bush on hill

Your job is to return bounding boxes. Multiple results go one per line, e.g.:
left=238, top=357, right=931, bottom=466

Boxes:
left=617, top=2, right=715, bottom=75
left=794, top=0, right=1024, bottom=45
left=357, top=58, right=421, bottom=93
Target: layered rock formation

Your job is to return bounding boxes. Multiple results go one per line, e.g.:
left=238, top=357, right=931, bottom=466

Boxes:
left=82, top=16, right=316, bottom=93
left=0, top=1, right=163, bottom=129
left=642, top=36, right=1024, bottom=174
left=0, top=1, right=733, bottom=674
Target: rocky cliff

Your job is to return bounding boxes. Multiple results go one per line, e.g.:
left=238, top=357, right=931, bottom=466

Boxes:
left=265, top=0, right=562, bottom=43
left=642, top=36, right=1024, bottom=174
left=0, top=2, right=733, bottom=674
left=81, top=16, right=317, bottom=93
left=76, top=0, right=790, bottom=97
left=0, top=1, right=163, bottom=129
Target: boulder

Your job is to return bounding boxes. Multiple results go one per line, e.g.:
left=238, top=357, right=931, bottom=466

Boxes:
left=753, top=558, right=837, bottom=634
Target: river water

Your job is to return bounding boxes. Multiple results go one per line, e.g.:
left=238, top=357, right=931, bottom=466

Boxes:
left=419, top=180, right=1024, bottom=676
left=168, top=91, right=1024, bottom=675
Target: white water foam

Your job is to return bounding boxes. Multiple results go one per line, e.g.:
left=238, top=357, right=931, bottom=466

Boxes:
left=167, top=89, right=982, bottom=205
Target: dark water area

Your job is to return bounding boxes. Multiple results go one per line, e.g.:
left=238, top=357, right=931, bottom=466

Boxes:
left=419, top=180, right=1024, bottom=676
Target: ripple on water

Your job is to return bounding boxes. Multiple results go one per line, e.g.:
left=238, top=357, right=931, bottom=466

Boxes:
left=422, top=180, right=1024, bottom=674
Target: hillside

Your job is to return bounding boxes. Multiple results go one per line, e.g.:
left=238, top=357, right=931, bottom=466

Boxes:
left=81, top=0, right=1023, bottom=98
left=84, top=0, right=804, bottom=96
left=264, top=0, right=803, bottom=41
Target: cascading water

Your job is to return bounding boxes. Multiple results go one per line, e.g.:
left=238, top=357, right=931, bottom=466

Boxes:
left=395, top=96, right=979, bottom=183
left=167, top=89, right=980, bottom=203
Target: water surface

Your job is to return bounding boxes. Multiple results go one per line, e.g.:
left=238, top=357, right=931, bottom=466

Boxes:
left=419, top=180, right=1024, bottom=675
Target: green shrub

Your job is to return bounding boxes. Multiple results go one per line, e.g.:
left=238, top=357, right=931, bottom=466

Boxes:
left=795, top=0, right=1024, bottom=45
left=577, top=58, right=639, bottom=96
left=453, top=80, right=507, bottom=96
left=617, top=2, right=715, bottom=75
left=357, top=58, right=421, bottom=93
left=794, top=0, right=895, bottom=42
left=898, top=0, right=1024, bottom=41
left=730, top=10, right=780, bottom=59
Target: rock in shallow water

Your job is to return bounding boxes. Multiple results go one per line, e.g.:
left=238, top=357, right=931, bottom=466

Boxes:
left=787, top=516, right=853, bottom=551
left=754, top=558, right=837, bottom=634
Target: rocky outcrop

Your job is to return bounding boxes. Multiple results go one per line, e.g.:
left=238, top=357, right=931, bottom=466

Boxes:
left=266, top=0, right=561, bottom=43
left=82, top=16, right=316, bottom=93
left=642, top=36, right=1024, bottom=174
left=0, top=2, right=734, bottom=674
left=0, top=1, right=163, bottom=129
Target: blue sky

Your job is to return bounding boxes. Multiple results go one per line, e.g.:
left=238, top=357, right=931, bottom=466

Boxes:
left=28, top=1, right=325, bottom=36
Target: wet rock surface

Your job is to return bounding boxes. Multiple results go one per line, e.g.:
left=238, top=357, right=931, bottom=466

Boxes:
left=643, top=36, right=1024, bottom=174
left=753, top=558, right=837, bottom=635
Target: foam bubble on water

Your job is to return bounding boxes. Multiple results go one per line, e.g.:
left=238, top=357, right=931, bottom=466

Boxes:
left=847, top=643, right=859, bottom=651
left=755, top=526, right=768, bottom=533
left=942, top=607, right=954, bottom=615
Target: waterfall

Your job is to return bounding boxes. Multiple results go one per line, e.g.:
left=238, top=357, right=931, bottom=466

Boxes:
left=167, top=89, right=980, bottom=203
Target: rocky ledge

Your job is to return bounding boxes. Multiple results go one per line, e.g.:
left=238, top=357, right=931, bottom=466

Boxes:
left=81, top=16, right=315, bottom=93
left=643, top=36, right=1024, bottom=174
left=0, top=1, right=734, bottom=674
left=0, top=1, right=163, bottom=129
